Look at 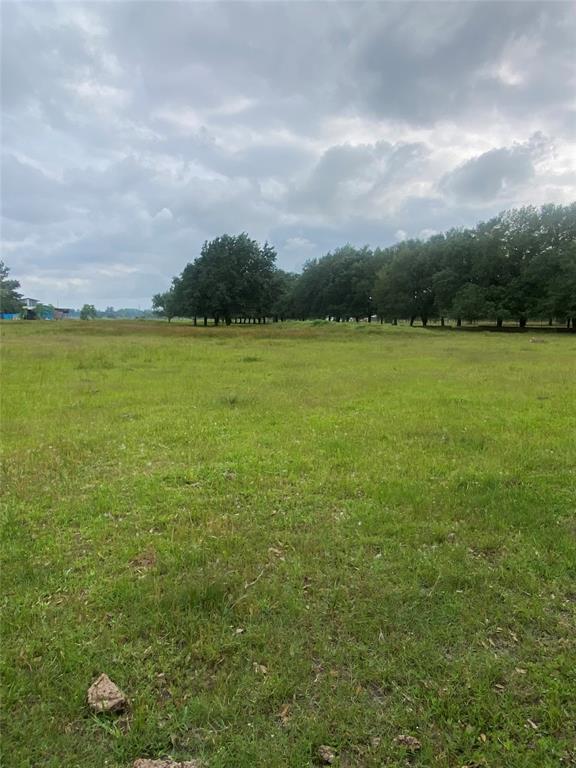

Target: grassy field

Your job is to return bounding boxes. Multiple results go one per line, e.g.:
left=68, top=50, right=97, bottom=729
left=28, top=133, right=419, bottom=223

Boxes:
left=1, top=320, right=575, bottom=768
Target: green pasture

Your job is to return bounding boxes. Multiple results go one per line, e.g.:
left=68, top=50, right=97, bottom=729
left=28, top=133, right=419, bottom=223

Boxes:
left=1, top=320, right=575, bottom=767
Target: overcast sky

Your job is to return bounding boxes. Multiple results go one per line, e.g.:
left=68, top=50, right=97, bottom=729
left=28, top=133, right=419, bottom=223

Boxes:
left=2, top=1, right=575, bottom=308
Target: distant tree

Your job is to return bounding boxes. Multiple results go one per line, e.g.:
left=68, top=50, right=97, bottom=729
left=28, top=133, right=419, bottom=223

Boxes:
left=327, top=246, right=378, bottom=321
left=271, top=270, right=299, bottom=321
left=80, top=304, right=98, bottom=320
left=175, top=234, right=281, bottom=324
left=289, top=246, right=380, bottom=321
left=542, top=240, right=576, bottom=327
left=114, top=307, right=154, bottom=319
left=35, top=303, right=55, bottom=320
left=429, top=229, right=478, bottom=325
left=450, top=284, right=492, bottom=323
left=152, top=290, right=179, bottom=322
left=373, top=241, right=436, bottom=326
left=432, top=267, right=459, bottom=325
left=0, top=261, right=24, bottom=314
left=104, top=306, right=116, bottom=318
left=289, top=257, right=330, bottom=319
left=536, top=203, right=576, bottom=327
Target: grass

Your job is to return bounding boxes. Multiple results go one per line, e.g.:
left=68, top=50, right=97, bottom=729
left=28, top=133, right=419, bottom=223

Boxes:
left=1, top=319, right=575, bottom=768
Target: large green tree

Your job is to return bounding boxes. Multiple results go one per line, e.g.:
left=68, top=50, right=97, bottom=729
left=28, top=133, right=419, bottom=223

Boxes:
left=171, top=234, right=281, bottom=324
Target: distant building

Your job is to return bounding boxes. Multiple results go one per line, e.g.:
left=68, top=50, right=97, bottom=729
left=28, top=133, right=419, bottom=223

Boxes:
left=22, top=298, right=40, bottom=320
left=20, top=299, right=71, bottom=320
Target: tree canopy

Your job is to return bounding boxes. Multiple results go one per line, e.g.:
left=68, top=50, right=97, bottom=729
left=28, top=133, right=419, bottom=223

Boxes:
left=0, top=262, right=24, bottom=314
left=80, top=304, right=98, bottom=320
left=156, top=203, right=575, bottom=329
left=165, top=233, right=288, bottom=324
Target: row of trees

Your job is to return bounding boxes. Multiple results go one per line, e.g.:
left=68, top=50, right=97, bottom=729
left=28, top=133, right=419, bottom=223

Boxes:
left=371, top=204, right=576, bottom=327
left=155, top=204, right=576, bottom=328
left=79, top=305, right=153, bottom=319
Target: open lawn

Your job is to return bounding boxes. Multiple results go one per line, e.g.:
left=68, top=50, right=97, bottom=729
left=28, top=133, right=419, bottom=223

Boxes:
left=1, top=320, right=575, bottom=767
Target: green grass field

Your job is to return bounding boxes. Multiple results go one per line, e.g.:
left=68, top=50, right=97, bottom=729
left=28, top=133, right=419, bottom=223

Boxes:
left=1, top=320, right=575, bottom=767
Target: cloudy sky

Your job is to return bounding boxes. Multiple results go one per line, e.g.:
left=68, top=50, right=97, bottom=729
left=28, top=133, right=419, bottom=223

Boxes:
left=2, top=1, right=575, bottom=308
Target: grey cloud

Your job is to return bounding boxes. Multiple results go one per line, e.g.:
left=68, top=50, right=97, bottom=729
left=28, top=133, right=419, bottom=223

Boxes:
left=290, top=141, right=430, bottom=217
left=352, top=2, right=576, bottom=125
left=439, top=135, right=548, bottom=202
left=2, top=154, right=68, bottom=223
left=1, top=1, right=575, bottom=307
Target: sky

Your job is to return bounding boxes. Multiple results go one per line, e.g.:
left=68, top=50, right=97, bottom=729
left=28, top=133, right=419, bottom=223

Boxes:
left=2, top=1, right=575, bottom=309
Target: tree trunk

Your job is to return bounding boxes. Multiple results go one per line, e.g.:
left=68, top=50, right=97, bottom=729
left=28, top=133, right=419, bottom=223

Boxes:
left=392, top=318, right=397, bottom=326
left=225, top=316, right=231, bottom=326
left=203, top=316, right=207, bottom=327
left=193, top=316, right=197, bottom=326
left=440, top=317, right=445, bottom=327
left=519, top=317, right=527, bottom=328
left=456, top=317, right=462, bottom=327
left=496, top=317, right=503, bottom=328
left=379, top=316, right=383, bottom=324
left=368, top=314, right=372, bottom=323
left=410, top=316, right=415, bottom=326
left=421, top=316, right=428, bottom=327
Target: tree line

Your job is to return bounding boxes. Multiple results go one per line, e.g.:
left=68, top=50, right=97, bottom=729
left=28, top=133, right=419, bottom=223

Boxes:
left=154, top=204, right=576, bottom=329
left=78, top=305, right=153, bottom=319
